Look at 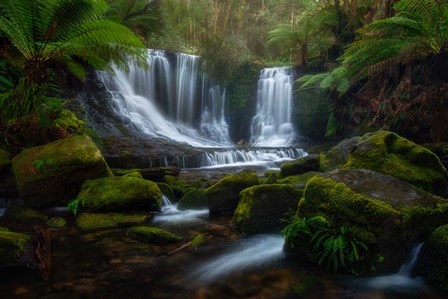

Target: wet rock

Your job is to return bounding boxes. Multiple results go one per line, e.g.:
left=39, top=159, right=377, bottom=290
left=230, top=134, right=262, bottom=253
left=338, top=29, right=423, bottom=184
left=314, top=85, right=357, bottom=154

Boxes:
left=112, top=166, right=180, bottom=181
left=207, top=171, right=259, bottom=217
left=0, top=230, right=30, bottom=268
left=190, top=234, right=207, bottom=251
left=418, top=224, right=448, bottom=292
left=127, top=226, right=182, bottom=244
left=12, top=135, right=111, bottom=207
left=285, top=169, right=448, bottom=272
left=70, top=174, right=162, bottom=214
left=156, top=182, right=175, bottom=202
left=320, top=131, right=448, bottom=197
left=76, top=213, right=151, bottom=231
left=277, top=171, right=319, bottom=190
left=46, top=217, right=67, bottom=228
left=5, top=202, right=48, bottom=222
left=233, top=184, right=301, bottom=235
left=280, top=154, right=319, bottom=177
left=177, top=189, right=207, bottom=210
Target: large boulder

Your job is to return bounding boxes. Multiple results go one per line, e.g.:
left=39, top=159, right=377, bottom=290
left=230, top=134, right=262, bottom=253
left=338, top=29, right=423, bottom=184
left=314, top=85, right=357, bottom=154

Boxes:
left=280, top=154, right=319, bottom=178
left=206, top=171, right=259, bottom=217
left=320, top=131, right=448, bottom=197
left=286, top=169, right=448, bottom=272
left=418, top=225, right=448, bottom=292
left=233, top=184, right=301, bottom=235
left=70, top=174, right=163, bottom=214
left=177, top=188, right=207, bottom=210
left=12, top=135, right=111, bottom=207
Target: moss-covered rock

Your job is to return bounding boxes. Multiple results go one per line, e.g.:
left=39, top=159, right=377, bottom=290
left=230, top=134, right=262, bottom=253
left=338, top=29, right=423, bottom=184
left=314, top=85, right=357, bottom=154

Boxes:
left=190, top=234, right=207, bottom=251
left=5, top=204, right=48, bottom=223
left=418, top=225, right=448, bottom=292
left=127, top=226, right=182, bottom=244
left=71, top=176, right=163, bottom=214
left=319, top=131, right=448, bottom=197
left=156, top=182, right=175, bottom=202
left=177, top=189, right=207, bottom=210
left=289, top=169, right=448, bottom=272
left=76, top=213, right=150, bottom=231
left=12, top=135, right=111, bottom=207
left=46, top=216, right=66, bottom=228
left=0, top=230, right=30, bottom=268
left=278, top=171, right=320, bottom=190
left=206, top=171, right=259, bottom=217
left=280, top=154, right=319, bottom=178
left=163, top=175, right=187, bottom=199
left=233, top=184, right=301, bottom=235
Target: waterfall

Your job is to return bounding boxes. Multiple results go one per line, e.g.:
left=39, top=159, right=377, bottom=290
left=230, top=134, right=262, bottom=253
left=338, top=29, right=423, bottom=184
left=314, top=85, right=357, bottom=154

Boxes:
left=97, top=50, right=232, bottom=147
left=250, top=67, right=296, bottom=147
left=364, top=243, right=425, bottom=289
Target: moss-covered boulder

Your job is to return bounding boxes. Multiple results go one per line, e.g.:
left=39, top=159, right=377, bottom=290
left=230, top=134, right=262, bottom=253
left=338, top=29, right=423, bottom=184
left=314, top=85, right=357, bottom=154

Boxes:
left=76, top=213, right=150, bottom=231
left=206, top=171, right=259, bottom=217
left=163, top=175, right=187, bottom=199
left=71, top=175, right=163, bottom=214
left=12, top=135, right=111, bottom=207
left=320, top=131, right=448, bottom=197
left=0, top=230, right=30, bottom=268
left=127, top=226, right=182, bottom=244
left=233, top=184, right=301, bottom=235
left=177, top=189, right=207, bottom=210
left=278, top=171, right=320, bottom=190
left=46, top=216, right=67, bottom=228
left=280, top=154, right=319, bottom=178
left=156, top=182, right=175, bottom=202
left=418, top=225, right=448, bottom=292
left=190, top=234, right=207, bottom=251
left=4, top=203, right=48, bottom=223
left=288, top=169, right=448, bottom=272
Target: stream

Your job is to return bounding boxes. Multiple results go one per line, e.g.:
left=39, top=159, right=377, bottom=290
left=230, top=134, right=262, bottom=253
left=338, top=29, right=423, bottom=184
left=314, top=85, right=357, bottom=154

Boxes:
left=0, top=199, right=443, bottom=299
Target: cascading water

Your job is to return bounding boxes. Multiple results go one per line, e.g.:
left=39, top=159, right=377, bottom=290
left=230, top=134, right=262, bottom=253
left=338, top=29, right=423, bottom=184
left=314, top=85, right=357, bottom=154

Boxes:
left=250, top=67, right=296, bottom=147
left=98, top=50, right=231, bottom=147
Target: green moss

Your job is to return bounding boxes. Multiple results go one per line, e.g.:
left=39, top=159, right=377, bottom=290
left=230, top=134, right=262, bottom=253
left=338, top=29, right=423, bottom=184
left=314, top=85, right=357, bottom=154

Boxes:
left=280, top=155, right=320, bottom=178
left=54, top=109, right=85, bottom=134
left=0, top=230, right=30, bottom=268
left=5, top=205, right=48, bottom=223
left=46, top=216, right=67, bottom=228
left=76, top=212, right=150, bottom=231
left=11, top=135, right=111, bottom=207
left=206, top=171, right=259, bottom=216
left=301, top=176, right=399, bottom=228
left=401, top=203, right=448, bottom=237
left=0, top=227, right=9, bottom=231
left=123, top=171, right=144, bottom=179
left=177, top=189, right=207, bottom=210
left=163, top=175, right=187, bottom=199
left=156, top=182, right=175, bottom=202
left=75, top=176, right=162, bottom=213
left=190, top=234, right=207, bottom=251
left=233, top=184, right=301, bottom=235
left=278, top=171, right=320, bottom=190
left=127, top=226, right=182, bottom=244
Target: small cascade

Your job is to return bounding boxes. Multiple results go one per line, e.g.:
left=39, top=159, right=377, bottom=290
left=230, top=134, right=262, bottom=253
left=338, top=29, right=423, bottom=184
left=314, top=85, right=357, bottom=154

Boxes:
left=98, top=50, right=231, bottom=147
left=154, top=195, right=208, bottom=224
left=185, top=235, right=285, bottom=282
left=364, top=243, right=425, bottom=289
left=250, top=67, right=296, bottom=147
left=199, top=148, right=306, bottom=169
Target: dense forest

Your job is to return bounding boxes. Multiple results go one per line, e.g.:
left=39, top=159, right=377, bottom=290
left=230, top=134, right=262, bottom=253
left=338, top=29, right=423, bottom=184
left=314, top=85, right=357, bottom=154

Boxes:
left=1, top=0, right=447, bottom=146
left=1, top=1, right=448, bottom=298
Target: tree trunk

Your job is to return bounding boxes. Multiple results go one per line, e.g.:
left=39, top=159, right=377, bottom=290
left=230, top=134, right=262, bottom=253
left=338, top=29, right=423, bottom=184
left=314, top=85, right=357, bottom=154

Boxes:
left=24, top=59, right=48, bottom=85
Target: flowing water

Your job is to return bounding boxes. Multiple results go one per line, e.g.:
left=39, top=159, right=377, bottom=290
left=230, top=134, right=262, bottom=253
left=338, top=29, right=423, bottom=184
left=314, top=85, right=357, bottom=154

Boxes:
left=250, top=67, right=296, bottom=147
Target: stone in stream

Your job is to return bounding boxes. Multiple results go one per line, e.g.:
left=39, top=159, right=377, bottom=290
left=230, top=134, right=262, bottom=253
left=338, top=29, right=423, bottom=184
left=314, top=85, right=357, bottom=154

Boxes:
left=127, top=226, right=182, bottom=244
left=177, top=189, right=207, bottom=210
left=76, top=213, right=151, bottom=231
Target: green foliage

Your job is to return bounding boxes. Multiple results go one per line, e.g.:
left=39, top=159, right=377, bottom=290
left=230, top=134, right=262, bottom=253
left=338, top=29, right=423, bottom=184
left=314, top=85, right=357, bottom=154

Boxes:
left=67, top=199, right=81, bottom=215
left=311, top=225, right=369, bottom=273
left=282, top=215, right=370, bottom=274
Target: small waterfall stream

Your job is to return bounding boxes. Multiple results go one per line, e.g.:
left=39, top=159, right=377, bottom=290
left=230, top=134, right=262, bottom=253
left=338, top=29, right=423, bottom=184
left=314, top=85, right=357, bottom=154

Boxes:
left=153, top=195, right=208, bottom=224
left=250, top=67, right=296, bottom=147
